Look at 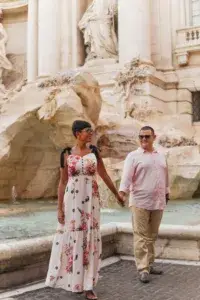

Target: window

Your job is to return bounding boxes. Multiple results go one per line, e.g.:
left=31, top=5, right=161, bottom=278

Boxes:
left=192, top=92, right=200, bottom=122
left=192, top=0, right=200, bottom=26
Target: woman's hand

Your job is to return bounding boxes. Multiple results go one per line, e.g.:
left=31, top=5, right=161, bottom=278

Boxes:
left=58, top=208, right=65, bottom=224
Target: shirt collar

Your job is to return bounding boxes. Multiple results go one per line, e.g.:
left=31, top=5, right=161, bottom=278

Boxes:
left=138, top=147, right=158, bottom=153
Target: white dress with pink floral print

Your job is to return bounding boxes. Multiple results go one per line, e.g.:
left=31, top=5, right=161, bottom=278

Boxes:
left=45, top=153, right=102, bottom=293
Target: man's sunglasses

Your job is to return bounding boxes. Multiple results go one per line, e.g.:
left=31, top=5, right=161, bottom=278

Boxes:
left=139, top=135, right=152, bottom=140
left=81, top=127, right=94, bottom=133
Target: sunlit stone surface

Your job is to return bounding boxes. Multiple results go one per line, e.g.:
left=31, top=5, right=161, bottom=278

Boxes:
left=0, top=0, right=200, bottom=201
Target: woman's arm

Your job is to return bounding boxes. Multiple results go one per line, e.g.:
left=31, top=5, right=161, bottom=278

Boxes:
left=97, top=154, right=124, bottom=206
left=57, top=157, right=68, bottom=224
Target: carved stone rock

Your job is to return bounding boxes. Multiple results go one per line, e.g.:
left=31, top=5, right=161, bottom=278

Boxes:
left=0, top=72, right=102, bottom=200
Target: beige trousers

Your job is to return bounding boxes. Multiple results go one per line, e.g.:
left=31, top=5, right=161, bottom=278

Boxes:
left=131, top=206, right=163, bottom=273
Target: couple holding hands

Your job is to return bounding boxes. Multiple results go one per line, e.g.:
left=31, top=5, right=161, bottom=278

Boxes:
left=45, top=120, right=169, bottom=299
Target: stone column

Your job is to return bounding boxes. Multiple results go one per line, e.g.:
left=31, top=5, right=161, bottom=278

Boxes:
left=185, top=0, right=192, bottom=26
left=38, top=0, right=61, bottom=77
left=179, top=0, right=192, bottom=27
left=171, top=0, right=181, bottom=65
left=180, top=0, right=187, bottom=27
left=118, top=0, right=151, bottom=64
left=71, top=0, right=88, bottom=68
left=154, top=0, right=173, bottom=70
left=27, top=0, right=38, bottom=82
left=60, top=0, right=73, bottom=70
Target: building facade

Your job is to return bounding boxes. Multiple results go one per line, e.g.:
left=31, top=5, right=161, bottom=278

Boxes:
left=2, top=0, right=200, bottom=141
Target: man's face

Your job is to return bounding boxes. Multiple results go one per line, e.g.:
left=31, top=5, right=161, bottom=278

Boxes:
left=139, top=129, right=155, bottom=150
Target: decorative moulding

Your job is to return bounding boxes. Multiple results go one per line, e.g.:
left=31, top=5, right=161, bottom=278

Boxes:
left=175, top=26, right=200, bottom=66
left=0, top=0, right=27, bottom=8
left=0, top=0, right=27, bottom=13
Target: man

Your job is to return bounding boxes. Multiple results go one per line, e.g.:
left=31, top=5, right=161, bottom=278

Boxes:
left=119, top=126, right=169, bottom=283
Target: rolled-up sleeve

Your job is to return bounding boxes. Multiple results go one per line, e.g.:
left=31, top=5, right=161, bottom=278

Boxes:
left=119, top=152, right=135, bottom=194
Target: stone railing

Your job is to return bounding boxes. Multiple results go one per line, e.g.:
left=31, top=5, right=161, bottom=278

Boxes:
left=176, top=26, right=200, bottom=65
left=1, top=222, right=200, bottom=289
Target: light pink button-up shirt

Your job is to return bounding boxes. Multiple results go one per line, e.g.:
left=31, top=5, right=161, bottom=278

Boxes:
left=119, top=148, right=169, bottom=210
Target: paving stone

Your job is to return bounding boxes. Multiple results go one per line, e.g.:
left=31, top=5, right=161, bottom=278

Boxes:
left=13, top=261, right=200, bottom=300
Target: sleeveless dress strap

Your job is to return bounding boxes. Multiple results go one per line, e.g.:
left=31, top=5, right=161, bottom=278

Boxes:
left=89, top=145, right=100, bottom=160
left=60, top=147, right=71, bottom=168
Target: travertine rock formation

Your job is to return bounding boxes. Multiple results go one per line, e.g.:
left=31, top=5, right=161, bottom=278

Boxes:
left=98, top=145, right=200, bottom=205
left=0, top=71, right=102, bottom=200
left=1, top=66, right=200, bottom=201
left=166, top=145, right=200, bottom=199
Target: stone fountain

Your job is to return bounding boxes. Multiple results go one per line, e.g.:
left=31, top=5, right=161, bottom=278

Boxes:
left=0, top=0, right=200, bottom=204
left=2, top=0, right=200, bottom=291
left=0, top=59, right=200, bottom=204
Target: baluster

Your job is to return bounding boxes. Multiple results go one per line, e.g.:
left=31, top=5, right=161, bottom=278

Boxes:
left=186, top=31, right=190, bottom=41
left=196, top=30, right=199, bottom=40
left=192, top=31, right=195, bottom=40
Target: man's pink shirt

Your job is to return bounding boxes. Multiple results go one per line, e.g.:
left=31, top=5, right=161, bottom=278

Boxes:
left=119, top=148, right=169, bottom=210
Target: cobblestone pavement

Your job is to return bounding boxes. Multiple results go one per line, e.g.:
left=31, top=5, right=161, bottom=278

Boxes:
left=12, top=260, right=200, bottom=300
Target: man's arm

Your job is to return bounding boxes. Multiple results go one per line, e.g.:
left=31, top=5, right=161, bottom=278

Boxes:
left=119, top=152, right=135, bottom=201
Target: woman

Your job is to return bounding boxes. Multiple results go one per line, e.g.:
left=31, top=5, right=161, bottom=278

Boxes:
left=46, top=120, right=124, bottom=300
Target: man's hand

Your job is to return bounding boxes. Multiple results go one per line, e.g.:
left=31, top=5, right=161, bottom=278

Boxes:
left=118, top=191, right=126, bottom=206
left=166, top=193, right=170, bottom=204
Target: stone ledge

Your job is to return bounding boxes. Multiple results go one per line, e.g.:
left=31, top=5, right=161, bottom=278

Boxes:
left=0, top=224, right=116, bottom=289
left=116, top=222, right=200, bottom=262
left=1, top=222, right=200, bottom=289
left=116, top=222, right=200, bottom=240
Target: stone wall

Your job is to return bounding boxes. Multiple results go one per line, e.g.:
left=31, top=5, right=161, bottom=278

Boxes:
left=1, top=223, right=200, bottom=289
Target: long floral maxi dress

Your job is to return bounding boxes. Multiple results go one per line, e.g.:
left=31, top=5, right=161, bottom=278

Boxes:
left=45, top=153, right=102, bottom=293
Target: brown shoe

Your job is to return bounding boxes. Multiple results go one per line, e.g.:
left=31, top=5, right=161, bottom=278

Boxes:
left=150, top=266, right=163, bottom=275
left=139, top=272, right=150, bottom=283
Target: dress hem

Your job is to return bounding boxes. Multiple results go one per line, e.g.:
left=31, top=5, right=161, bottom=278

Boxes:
left=45, top=282, right=96, bottom=293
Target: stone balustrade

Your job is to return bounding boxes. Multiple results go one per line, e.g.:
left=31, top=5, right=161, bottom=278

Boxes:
left=176, top=26, right=200, bottom=65
left=185, top=28, right=200, bottom=42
